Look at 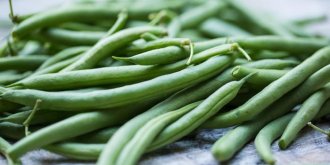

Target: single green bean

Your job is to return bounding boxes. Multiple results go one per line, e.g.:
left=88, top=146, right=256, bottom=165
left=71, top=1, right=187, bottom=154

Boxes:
left=37, top=28, right=106, bottom=46
left=114, top=46, right=189, bottom=65
left=204, top=46, right=330, bottom=127
left=59, top=22, right=107, bottom=31
left=279, top=84, right=330, bottom=149
left=0, top=71, right=31, bottom=85
left=232, top=66, right=288, bottom=88
left=62, top=26, right=166, bottom=71
left=254, top=113, right=295, bottom=165
left=122, top=38, right=191, bottom=55
left=105, top=11, right=128, bottom=36
left=0, top=56, right=49, bottom=71
left=199, top=18, right=252, bottom=37
left=193, top=36, right=330, bottom=54
left=45, top=143, right=104, bottom=160
left=252, top=50, right=290, bottom=60
left=0, top=110, right=74, bottom=125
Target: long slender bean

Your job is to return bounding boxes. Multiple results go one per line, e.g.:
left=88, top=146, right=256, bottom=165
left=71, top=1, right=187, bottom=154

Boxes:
left=279, top=84, right=330, bottom=149
left=113, top=46, right=189, bottom=65
left=254, top=113, right=295, bottom=165
left=193, top=36, right=330, bottom=54
left=44, top=143, right=104, bottom=160
left=0, top=56, right=49, bottom=71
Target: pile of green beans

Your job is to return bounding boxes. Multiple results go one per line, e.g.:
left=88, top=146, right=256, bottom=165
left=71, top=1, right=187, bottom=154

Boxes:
left=1, top=0, right=329, bottom=165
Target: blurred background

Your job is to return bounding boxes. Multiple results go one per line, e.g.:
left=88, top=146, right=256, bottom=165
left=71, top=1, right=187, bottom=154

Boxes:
left=1, top=0, right=330, bottom=39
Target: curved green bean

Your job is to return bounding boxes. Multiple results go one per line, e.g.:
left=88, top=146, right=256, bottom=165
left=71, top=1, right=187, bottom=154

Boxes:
left=254, top=113, right=295, bottom=165
left=0, top=56, right=49, bottom=71
left=279, top=84, right=330, bottom=149
left=45, top=143, right=104, bottom=160
left=113, top=46, right=188, bottom=65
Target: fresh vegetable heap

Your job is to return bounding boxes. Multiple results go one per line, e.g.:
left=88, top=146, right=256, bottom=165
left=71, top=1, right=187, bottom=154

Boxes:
left=0, top=0, right=329, bottom=165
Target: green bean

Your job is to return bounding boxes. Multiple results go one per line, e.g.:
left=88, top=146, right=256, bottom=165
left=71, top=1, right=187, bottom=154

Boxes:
left=279, top=84, right=330, bottom=149
left=252, top=50, right=290, bottom=60
left=254, top=113, right=295, bottom=165
left=9, top=44, right=238, bottom=90
left=168, top=17, right=181, bottom=38
left=38, top=46, right=89, bottom=70
left=0, top=122, right=33, bottom=140
left=1, top=56, right=233, bottom=110
left=0, top=136, right=14, bottom=165
left=0, top=71, right=31, bottom=85
left=6, top=102, right=152, bottom=162
left=204, top=63, right=330, bottom=128
left=140, top=33, right=160, bottom=41
left=231, top=66, right=288, bottom=88
left=116, top=101, right=202, bottom=165
left=105, top=11, right=128, bottom=36
left=0, top=110, right=74, bottom=125
left=315, top=99, right=330, bottom=119
left=199, top=18, right=252, bottom=37
left=37, top=28, right=106, bottom=46
left=179, top=0, right=226, bottom=29
left=59, top=22, right=107, bottom=31
left=29, top=55, right=82, bottom=77
left=18, top=41, right=43, bottom=56
left=11, top=2, right=184, bottom=38
left=211, top=108, right=293, bottom=162
left=193, top=36, right=330, bottom=54
left=227, top=0, right=293, bottom=37
left=123, top=38, right=191, bottom=55
left=178, top=30, right=207, bottom=42
left=114, top=46, right=189, bottom=65
left=0, top=56, right=49, bottom=71
left=77, top=127, right=118, bottom=143
left=97, top=58, right=297, bottom=165
left=44, top=143, right=104, bottom=160
left=147, top=75, right=252, bottom=152
left=0, top=100, right=22, bottom=113
left=204, top=46, right=330, bottom=127
left=62, top=26, right=166, bottom=71
left=293, top=14, right=327, bottom=26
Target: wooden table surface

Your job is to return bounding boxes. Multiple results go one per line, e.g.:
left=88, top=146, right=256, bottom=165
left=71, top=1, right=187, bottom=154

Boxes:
left=0, top=0, right=329, bottom=164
